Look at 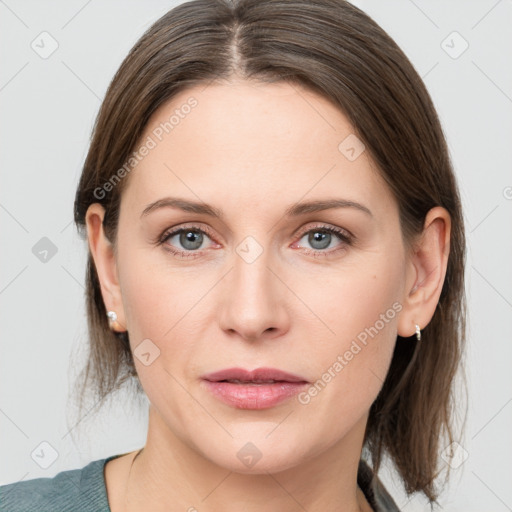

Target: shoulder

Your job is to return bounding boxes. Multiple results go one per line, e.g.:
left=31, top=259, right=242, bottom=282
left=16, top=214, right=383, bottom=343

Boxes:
left=358, top=459, right=402, bottom=512
left=0, top=456, right=118, bottom=512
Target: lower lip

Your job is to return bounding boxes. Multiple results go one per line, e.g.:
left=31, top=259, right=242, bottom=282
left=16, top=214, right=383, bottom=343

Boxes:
left=202, top=380, right=308, bottom=409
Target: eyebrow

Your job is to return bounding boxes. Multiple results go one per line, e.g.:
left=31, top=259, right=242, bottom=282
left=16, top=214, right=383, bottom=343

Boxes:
left=141, top=196, right=372, bottom=219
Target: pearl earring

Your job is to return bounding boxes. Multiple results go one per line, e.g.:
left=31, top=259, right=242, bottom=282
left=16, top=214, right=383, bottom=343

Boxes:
left=414, top=324, right=421, bottom=342
left=107, top=310, right=122, bottom=332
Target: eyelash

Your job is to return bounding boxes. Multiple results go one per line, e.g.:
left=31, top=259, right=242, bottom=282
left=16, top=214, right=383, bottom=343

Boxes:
left=156, top=223, right=354, bottom=260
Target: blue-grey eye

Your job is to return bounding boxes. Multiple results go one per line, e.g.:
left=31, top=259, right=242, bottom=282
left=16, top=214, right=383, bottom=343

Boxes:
left=176, top=229, right=204, bottom=250
left=307, top=231, right=332, bottom=250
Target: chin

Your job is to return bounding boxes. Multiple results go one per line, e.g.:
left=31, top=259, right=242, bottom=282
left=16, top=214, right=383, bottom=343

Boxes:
left=196, top=436, right=312, bottom=475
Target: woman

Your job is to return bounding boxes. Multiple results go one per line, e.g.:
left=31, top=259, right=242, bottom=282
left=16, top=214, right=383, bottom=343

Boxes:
left=0, top=0, right=466, bottom=510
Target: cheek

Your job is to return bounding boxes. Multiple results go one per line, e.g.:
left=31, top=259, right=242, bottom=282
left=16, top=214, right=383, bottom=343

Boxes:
left=117, top=242, right=217, bottom=392
left=118, top=263, right=197, bottom=413
left=295, top=257, right=403, bottom=417
left=118, top=237, right=202, bottom=340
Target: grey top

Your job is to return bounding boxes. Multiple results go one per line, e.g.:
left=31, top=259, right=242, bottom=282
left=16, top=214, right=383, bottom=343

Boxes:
left=0, top=455, right=400, bottom=511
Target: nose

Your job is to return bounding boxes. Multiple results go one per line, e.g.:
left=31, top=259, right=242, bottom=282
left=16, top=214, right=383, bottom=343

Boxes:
left=217, top=245, right=291, bottom=343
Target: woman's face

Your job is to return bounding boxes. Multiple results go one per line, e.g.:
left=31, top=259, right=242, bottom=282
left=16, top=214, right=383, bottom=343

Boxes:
left=110, top=80, right=413, bottom=472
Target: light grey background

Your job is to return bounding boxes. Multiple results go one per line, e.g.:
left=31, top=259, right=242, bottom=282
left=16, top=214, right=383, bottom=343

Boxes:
left=1, top=1, right=511, bottom=510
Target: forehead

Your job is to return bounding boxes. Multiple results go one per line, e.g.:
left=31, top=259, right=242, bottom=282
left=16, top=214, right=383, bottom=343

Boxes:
left=121, top=80, right=396, bottom=220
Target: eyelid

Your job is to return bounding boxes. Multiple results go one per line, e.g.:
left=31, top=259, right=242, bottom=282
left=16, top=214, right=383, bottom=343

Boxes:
left=157, top=222, right=217, bottom=244
left=294, top=222, right=354, bottom=242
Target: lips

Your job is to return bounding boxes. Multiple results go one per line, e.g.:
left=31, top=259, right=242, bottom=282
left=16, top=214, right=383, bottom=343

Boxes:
left=201, top=367, right=309, bottom=384
left=200, top=367, right=309, bottom=409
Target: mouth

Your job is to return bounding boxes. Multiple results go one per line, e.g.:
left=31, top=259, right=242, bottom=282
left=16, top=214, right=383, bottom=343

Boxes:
left=201, top=367, right=309, bottom=384
left=201, top=367, right=309, bottom=409
left=218, top=379, right=288, bottom=384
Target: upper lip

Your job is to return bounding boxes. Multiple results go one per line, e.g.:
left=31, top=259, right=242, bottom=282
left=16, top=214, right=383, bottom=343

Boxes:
left=202, top=367, right=309, bottom=383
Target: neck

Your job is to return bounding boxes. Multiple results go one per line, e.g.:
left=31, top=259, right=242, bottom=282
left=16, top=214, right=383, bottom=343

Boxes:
left=123, top=405, right=372, bottom=512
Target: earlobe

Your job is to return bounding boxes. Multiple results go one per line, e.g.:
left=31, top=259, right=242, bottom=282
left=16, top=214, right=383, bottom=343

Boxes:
left=85, top=203, right=127, bottom=332
left=397, top=206, right=451, bottom=338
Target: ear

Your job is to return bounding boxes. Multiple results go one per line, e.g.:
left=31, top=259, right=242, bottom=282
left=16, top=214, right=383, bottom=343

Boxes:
left=397, top=206, right=451, bottom=338
left=85, top=203, right=127, bottom=332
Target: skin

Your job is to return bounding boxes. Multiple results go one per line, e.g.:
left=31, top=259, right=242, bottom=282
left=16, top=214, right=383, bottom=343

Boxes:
left=86, top=79, right=451, bottom=512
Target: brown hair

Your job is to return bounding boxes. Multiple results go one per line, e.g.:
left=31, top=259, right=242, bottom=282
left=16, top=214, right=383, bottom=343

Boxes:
left=73, top=0, right=467, bottom=504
